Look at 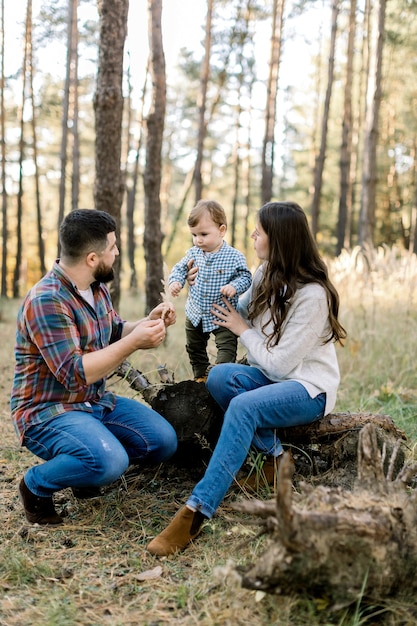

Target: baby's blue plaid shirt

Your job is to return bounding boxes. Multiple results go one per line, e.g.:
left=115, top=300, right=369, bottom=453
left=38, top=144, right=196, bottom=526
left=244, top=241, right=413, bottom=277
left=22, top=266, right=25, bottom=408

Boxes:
left=169, top=242, right=252, bottom=332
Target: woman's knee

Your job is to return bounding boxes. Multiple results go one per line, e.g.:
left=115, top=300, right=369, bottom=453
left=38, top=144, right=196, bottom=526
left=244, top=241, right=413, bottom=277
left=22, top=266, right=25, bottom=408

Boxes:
left=226, top=394, right=249, bottom=420
left=206, top=363, right=235, bottom=400
left=222, top=394, right=261, bottom=436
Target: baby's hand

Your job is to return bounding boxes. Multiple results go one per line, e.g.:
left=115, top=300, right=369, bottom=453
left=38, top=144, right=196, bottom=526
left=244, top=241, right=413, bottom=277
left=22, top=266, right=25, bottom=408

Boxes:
left=220, top=284, right=237, bottom=298
left=169, top=281, right=182, bottom=297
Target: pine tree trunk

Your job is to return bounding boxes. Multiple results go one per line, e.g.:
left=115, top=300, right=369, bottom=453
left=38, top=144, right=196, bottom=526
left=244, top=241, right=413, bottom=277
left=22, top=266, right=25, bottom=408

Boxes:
left=411, top=143, right=417, bottom=253
left=336, top=0, right=357, bottom=255
left=359, top=0, right=386, bottom=248
left=28, top=7, right=46, bottom=277
left=126, top=66, right=149, bottom=289
left=143, top=0, right=166, bottom=313
left=311, top=0, right=340, bottom=237
left=1, top=0, right=8, bottom=297
left=261, top=0, right=285, bottom=206
left=57, top=0, right=76, bottom=255
left=164, top=169, right=194, bottom=258
left=194, top=0, right=213, bottom=204
left=13, top=0, right=30, bottom=298
left=71, top=0, right=80, bottom=211
left=94, top=0, right=128, bottom=310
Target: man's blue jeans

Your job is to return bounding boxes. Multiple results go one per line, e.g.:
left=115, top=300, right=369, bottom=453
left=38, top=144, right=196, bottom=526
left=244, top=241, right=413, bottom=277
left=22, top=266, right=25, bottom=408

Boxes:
left=186, top=363, right=326, bottom=518
left=23, top=396, right=178, bottom=497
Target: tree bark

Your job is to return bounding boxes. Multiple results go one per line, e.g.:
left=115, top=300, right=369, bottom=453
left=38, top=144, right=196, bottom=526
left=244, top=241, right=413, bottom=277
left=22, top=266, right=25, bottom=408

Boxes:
left=57, top=0, right=76, bottom=255
left=336, top=0, right=357, bottom=255
left=261, top=0, right=285, bottom=206
left=126, top=65, right=148, bottom=289
left=143, top=0, right=166, bottom=313
left=194, top=0, right=213, bottom=204
left=1, top=0, right=8, bottom=297
left=28, top=2, right=46, bottom=277
left=94, top=0, right=128, bottom=310
left=411, top=142, right=417, bottom=253
left=71, top=0, right=80, bottom=212
left=12, top=0, right=30, bottom=298
left=311, top=0, right=339, bottom=237
left=114, top=361, right=406, bottom=477
left=358, top=0, right=386, bottom=248
left=164, top=168, right=194, bottom=258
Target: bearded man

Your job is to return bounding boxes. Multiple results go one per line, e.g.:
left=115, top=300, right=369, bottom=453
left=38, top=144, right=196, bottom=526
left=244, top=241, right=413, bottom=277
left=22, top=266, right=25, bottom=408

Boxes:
left=11, top=209, right=177, bottom=525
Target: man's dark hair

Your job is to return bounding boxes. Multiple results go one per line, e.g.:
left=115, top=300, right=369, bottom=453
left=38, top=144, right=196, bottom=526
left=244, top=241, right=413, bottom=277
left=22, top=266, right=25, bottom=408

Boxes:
left=59, top=209, right=117, bottom=262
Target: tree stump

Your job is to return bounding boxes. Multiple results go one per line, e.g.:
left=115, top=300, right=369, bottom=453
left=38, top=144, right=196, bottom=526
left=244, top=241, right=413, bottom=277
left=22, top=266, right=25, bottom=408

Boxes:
left=114, top=361, right=223, bottom=466
left=231, top=423, right=417, bottom=608
left=142, top=380, right=223, bottom=466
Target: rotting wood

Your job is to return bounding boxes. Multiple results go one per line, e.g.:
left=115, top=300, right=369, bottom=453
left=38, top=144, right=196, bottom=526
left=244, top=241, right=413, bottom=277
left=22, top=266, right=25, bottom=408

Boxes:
left=114, top=362, right=417, bottom=606
left=231, top=423, right=417, bottom=608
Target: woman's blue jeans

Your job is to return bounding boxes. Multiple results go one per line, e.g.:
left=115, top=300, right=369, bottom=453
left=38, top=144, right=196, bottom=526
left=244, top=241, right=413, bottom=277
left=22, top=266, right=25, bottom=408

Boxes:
left=186, top=363, right=326, bottom=518
left=23, top=396, right=178, bottom=497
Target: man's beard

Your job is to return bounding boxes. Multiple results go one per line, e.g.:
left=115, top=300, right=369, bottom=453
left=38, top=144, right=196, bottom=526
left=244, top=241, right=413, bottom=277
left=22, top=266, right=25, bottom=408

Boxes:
left=93, top=260, right=114, bottom=284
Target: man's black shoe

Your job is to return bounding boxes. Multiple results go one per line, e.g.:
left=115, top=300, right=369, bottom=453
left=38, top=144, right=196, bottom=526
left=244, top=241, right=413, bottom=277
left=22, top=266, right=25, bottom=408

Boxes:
left=18, top=478, right=63, bottom=525
left=71, top=486, right=103, bottom=500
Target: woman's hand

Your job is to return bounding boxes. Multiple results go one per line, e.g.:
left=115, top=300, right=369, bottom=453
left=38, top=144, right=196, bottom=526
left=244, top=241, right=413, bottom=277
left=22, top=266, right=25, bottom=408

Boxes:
left=186, top=259, right=198, bottom=286
left=211, top=298, right=250, bottom=337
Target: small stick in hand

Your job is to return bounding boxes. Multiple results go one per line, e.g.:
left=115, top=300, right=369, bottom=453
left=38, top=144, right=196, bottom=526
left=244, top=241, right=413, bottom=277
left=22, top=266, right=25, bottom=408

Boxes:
left=160, top=262, right=172, bottom=320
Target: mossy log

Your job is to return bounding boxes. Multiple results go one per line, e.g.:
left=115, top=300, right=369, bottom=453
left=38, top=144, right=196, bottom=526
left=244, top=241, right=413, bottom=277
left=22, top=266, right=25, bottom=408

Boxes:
left=231, top=423, right=417, bottom=608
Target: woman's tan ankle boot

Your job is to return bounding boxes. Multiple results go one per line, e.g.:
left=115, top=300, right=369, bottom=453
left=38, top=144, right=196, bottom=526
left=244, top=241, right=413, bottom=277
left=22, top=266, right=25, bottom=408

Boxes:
left=147, top=506, right=206, bottom=556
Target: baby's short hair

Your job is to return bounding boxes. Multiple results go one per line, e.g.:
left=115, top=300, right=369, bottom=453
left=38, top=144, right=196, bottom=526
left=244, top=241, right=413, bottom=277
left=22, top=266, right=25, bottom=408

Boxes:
left=188, top=199, right=227, bottom=228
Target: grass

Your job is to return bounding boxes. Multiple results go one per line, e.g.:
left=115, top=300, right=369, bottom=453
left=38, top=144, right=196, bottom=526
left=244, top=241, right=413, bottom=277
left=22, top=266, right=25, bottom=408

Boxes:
left=1, top=245, right=417, bottom=625
left=332, top=246, right=417, bottom=442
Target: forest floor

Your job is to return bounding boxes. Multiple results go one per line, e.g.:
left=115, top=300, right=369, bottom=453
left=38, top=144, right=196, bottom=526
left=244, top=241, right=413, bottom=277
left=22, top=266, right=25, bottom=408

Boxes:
left=0, top=298, right=315, bottom=626
left=2, top=253, right=417, bottom=626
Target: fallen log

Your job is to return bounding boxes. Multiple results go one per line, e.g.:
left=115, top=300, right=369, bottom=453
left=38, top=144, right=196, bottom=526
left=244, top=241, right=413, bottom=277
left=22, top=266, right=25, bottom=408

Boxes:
left=112, top=361, right=408, bottom=483
left=279, top=412, right=407, bottom=490
left=275, top=411, right=406, bottom=442
left=231, top=423, right=417, bottom=608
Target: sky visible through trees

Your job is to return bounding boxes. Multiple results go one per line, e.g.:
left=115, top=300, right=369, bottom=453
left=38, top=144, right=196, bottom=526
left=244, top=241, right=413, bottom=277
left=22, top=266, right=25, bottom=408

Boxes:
left=3, top=0, right=321, bottom=235
left=6, top=0, right=317, bottom=152
left=6, top=1, right=207, bottom=86
left=3, top=0, right=417, bottom=300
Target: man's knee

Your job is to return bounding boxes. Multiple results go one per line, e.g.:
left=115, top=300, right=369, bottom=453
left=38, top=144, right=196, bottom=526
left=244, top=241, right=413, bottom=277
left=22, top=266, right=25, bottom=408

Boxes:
left=93, top=445, right=129, bottom=485
left=149, top=423, right=178, bottom=463
left=165, top=424, right=178, bottom=458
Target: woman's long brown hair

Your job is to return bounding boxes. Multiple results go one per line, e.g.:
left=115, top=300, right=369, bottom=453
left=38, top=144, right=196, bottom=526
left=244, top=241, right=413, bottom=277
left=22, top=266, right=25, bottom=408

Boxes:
left=248, top=202, right=347, bottom=348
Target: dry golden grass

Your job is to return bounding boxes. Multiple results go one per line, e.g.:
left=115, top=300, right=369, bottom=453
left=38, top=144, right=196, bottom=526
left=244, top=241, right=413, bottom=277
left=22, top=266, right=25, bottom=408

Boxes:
left=331, top=246, right=417, bottom=441
left=1, top=245, right=417, bottom=625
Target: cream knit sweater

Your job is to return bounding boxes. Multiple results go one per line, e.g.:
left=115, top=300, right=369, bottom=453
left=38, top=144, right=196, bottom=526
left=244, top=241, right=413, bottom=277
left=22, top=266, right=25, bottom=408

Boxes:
left=237, top=267, right=340, bottom=415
